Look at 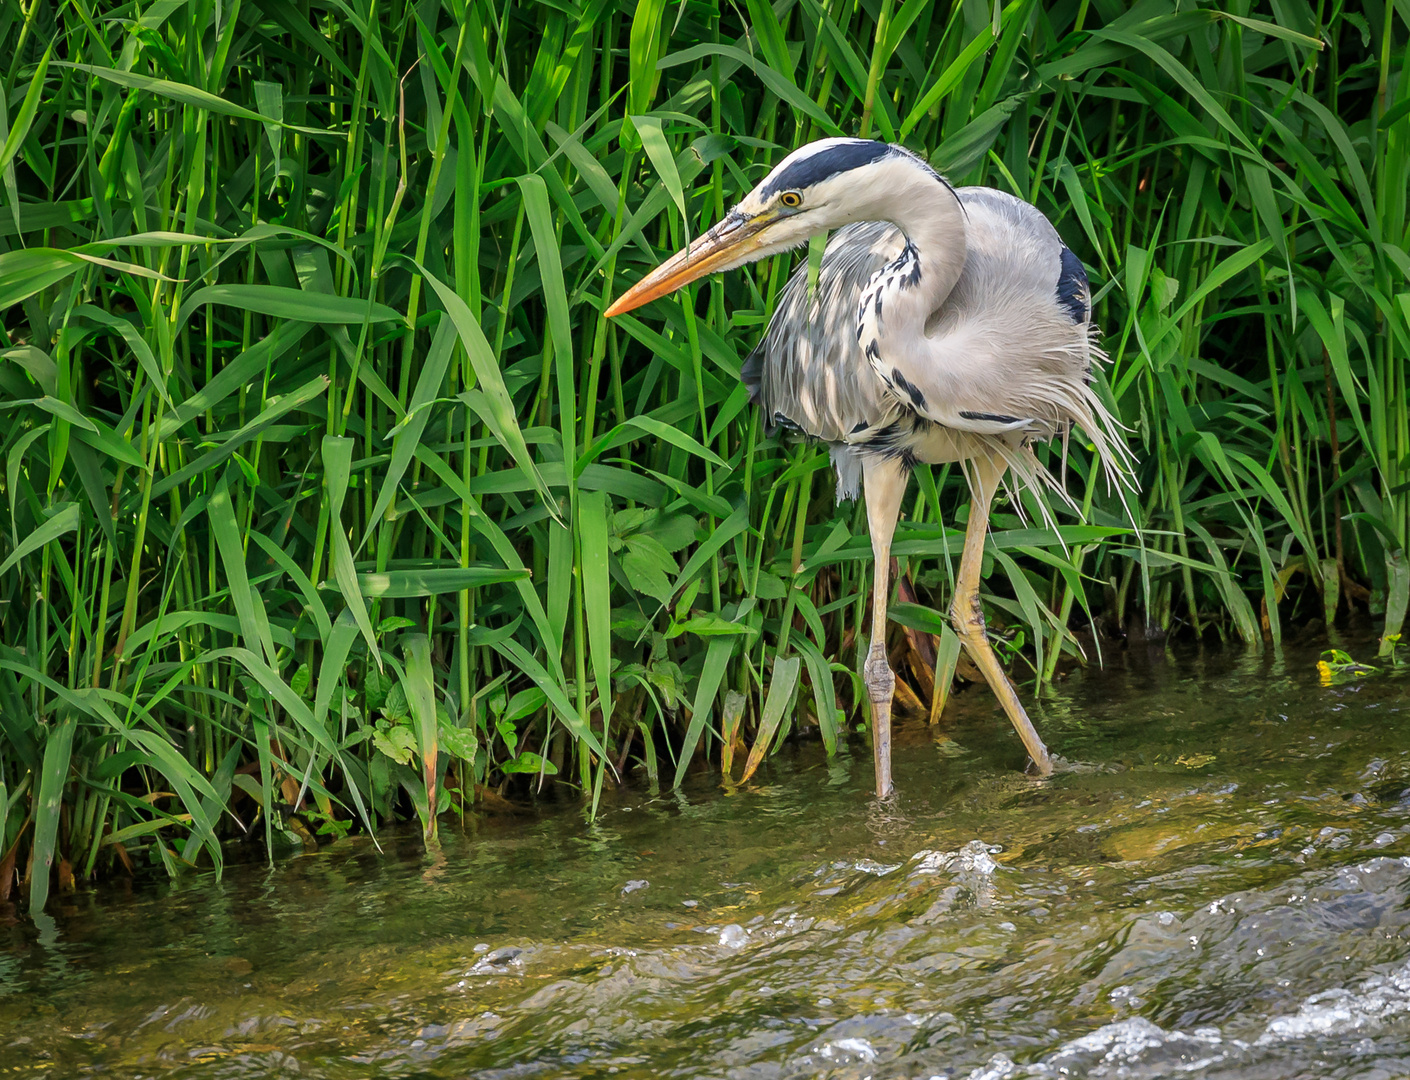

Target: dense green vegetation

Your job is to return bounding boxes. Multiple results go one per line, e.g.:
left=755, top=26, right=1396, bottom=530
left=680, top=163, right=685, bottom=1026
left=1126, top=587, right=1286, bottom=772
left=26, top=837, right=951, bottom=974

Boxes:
left=1, top=0, right=1406, bottom=911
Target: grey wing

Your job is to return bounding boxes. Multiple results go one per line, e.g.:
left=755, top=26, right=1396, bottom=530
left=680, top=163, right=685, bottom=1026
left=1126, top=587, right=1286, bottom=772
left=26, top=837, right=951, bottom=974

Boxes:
left=741, top=221, right=906, bottom=445
left=955, top=186, right=1088, bottom=326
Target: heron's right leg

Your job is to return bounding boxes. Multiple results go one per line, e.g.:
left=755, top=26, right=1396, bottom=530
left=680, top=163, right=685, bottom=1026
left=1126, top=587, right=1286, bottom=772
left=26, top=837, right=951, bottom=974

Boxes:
left=951, top=455, right=1053, bottom=776
left=862, top=456, right=909, bottom=798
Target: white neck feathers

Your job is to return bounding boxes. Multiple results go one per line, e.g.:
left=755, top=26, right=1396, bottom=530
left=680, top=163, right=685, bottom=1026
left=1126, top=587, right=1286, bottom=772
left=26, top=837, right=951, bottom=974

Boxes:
left=853, top=158, right=966, bottom=402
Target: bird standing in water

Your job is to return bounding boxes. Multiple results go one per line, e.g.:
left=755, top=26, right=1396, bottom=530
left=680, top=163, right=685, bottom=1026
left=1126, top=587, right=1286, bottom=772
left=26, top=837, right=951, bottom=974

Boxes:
left=606, top=138, right=1131, bottom=797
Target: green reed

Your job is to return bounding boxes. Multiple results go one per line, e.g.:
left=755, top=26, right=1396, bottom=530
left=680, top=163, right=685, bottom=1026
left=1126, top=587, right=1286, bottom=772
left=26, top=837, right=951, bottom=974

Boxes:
left=0, top=0, right=1405, bottom=912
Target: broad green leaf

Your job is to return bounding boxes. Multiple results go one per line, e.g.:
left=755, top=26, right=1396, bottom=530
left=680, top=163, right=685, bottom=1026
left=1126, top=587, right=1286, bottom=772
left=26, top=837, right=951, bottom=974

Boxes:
left=519, top=174, right=577, bottom=481
left=176, top=284, right=401, bottom=329
left=54, top=62, right=330, bottom=135
left=737, top=657, right=801, bottom=785
left=0, top=503, right=78, bottom=578
left=322, top=436, right=380, bottom=663
left=674, top=635, right=735, bottom=789
left=325, top=566, right=529, bottom=598
left=0, top=248, right=169, bottom=308
left=410, top=258, right=562, bottom=525
left=627, top=0, right=668, bottom=117
left=0, top=396, right=98, bottom=432
left=152, top=376, right=329, bottom=498
left=360, top=314, right=458, bottom=550
left=579, top=490, right=615, bottom=729
left=2, top=44, right=52, bottom=232
left=658, top=41, right=844, bottom=135
left=208, top=477, right=278, bottom=667
left=632, top=116, right=688, bottom=233
left=403, top=635, right=439, bottom=846
left=28, top=715, right=74, bottom=914
left=491, top=637, right=607, bottom=759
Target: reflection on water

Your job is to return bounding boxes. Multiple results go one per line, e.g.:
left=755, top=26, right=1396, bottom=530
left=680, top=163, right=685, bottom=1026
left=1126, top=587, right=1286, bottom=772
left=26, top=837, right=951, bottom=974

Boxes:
left=5, top=640, right=1410, bottom=1078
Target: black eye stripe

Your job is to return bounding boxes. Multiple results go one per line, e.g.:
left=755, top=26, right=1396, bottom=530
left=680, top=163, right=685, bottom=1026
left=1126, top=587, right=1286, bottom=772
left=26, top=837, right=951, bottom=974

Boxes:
left=760, top=140, right=894, bottom=198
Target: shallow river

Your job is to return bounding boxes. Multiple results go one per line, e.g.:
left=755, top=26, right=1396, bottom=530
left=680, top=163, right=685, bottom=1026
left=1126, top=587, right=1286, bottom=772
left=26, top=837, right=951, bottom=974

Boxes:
left=6, top=641, right=1410, bottom=1078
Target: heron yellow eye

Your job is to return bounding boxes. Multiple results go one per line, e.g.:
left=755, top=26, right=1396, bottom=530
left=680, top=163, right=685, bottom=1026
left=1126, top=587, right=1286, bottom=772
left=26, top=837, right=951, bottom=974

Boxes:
left=780, top=191, right=802, bottom=208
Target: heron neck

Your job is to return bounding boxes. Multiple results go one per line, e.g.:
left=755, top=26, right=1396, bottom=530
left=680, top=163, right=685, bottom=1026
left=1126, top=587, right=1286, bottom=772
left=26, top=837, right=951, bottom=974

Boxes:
left=888, top=181, right=967, bottom=311
left=857, top=176, right=966, bottom=368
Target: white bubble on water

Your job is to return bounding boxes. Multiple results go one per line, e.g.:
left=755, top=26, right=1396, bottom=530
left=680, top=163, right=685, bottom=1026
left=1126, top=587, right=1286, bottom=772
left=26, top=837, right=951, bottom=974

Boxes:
left=1109, top=984, right=1145, bottom=1009
left=1057, top=1016, right=1170, bottom=1057
left=960, top=1052, right=1017, bottom=1079
left=853, top=858, right=901, bottom=875
left=911, top=840, right=1001, bottom=876
left=1043, top=1017, right=1231, bottom=1074
left=817, top=1037, right=876, bottom=1062
left=718, top=924, right=748, bottom=948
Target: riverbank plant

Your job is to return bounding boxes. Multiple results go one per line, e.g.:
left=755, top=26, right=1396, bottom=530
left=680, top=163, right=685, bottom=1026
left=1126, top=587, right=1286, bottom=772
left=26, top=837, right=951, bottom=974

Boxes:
left=1, top=0, right=1406, bottom=910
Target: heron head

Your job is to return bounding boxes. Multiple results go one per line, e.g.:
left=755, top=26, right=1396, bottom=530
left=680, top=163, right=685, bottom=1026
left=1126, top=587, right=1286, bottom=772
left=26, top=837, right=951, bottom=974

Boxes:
left=606, top=138, right=936, bottom=317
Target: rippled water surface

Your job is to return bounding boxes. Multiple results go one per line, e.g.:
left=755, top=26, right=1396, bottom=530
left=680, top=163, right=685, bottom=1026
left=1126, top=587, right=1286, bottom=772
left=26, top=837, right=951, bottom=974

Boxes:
left=7, top=642, right=1410, bottom=1078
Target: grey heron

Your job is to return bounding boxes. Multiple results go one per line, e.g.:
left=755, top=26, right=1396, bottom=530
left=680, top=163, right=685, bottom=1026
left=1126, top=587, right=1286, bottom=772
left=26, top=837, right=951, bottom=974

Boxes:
left=606, top=138, right=1132, bottom=797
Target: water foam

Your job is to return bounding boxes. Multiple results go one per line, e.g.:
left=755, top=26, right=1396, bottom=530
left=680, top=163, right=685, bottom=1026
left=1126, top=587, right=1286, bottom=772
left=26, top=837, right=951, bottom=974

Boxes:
left=950, top=955, right=1410, bottom=1077
left=1257, top=959, right=1410, bottom=1044
left=817, top=1036, right=878, bottom=1063
left=950, top=1018, right=1234, bottom=1078
left=911, top=840, right=1002, bottom=876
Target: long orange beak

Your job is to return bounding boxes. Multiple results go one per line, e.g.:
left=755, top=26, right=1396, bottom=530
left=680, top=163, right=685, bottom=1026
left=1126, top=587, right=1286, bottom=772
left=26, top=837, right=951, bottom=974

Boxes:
left=605, top=212, right=773, bottom=317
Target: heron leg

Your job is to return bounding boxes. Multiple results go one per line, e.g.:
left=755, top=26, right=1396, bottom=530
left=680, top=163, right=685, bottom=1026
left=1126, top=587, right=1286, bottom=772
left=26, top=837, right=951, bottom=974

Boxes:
left=862, top=456, right=909, bottom=798
left=951, top=455, right=1054, bottom=776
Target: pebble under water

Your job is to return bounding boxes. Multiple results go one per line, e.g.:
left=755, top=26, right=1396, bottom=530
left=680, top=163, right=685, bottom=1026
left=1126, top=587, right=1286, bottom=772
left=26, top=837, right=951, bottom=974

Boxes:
left=5, top=640, right=1410, bottom=1079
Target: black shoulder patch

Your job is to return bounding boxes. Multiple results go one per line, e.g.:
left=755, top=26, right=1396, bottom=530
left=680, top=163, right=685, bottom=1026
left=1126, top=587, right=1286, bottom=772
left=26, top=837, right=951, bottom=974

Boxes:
left=761, top=140, right=893, bottom=198
left=1056, top=246, right=1088, bottom=323
left=960, top=410, right=1024, bottom=425
left=740, top=344, right=764, bottom=404
left=770, top=411, right=803, bottom=434
left=891, top=369, right=927, bottom=412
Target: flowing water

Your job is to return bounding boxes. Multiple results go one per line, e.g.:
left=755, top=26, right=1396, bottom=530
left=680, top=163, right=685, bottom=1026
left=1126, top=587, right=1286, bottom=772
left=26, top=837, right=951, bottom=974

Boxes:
left=6, top=641, right=1410, bottom=1079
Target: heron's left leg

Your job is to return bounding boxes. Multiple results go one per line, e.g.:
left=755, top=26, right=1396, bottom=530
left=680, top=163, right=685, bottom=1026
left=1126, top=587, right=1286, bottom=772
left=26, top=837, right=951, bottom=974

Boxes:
left=861, top=456, right=909, bottom=798
left=951, top=455, right=1054, bottom=776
